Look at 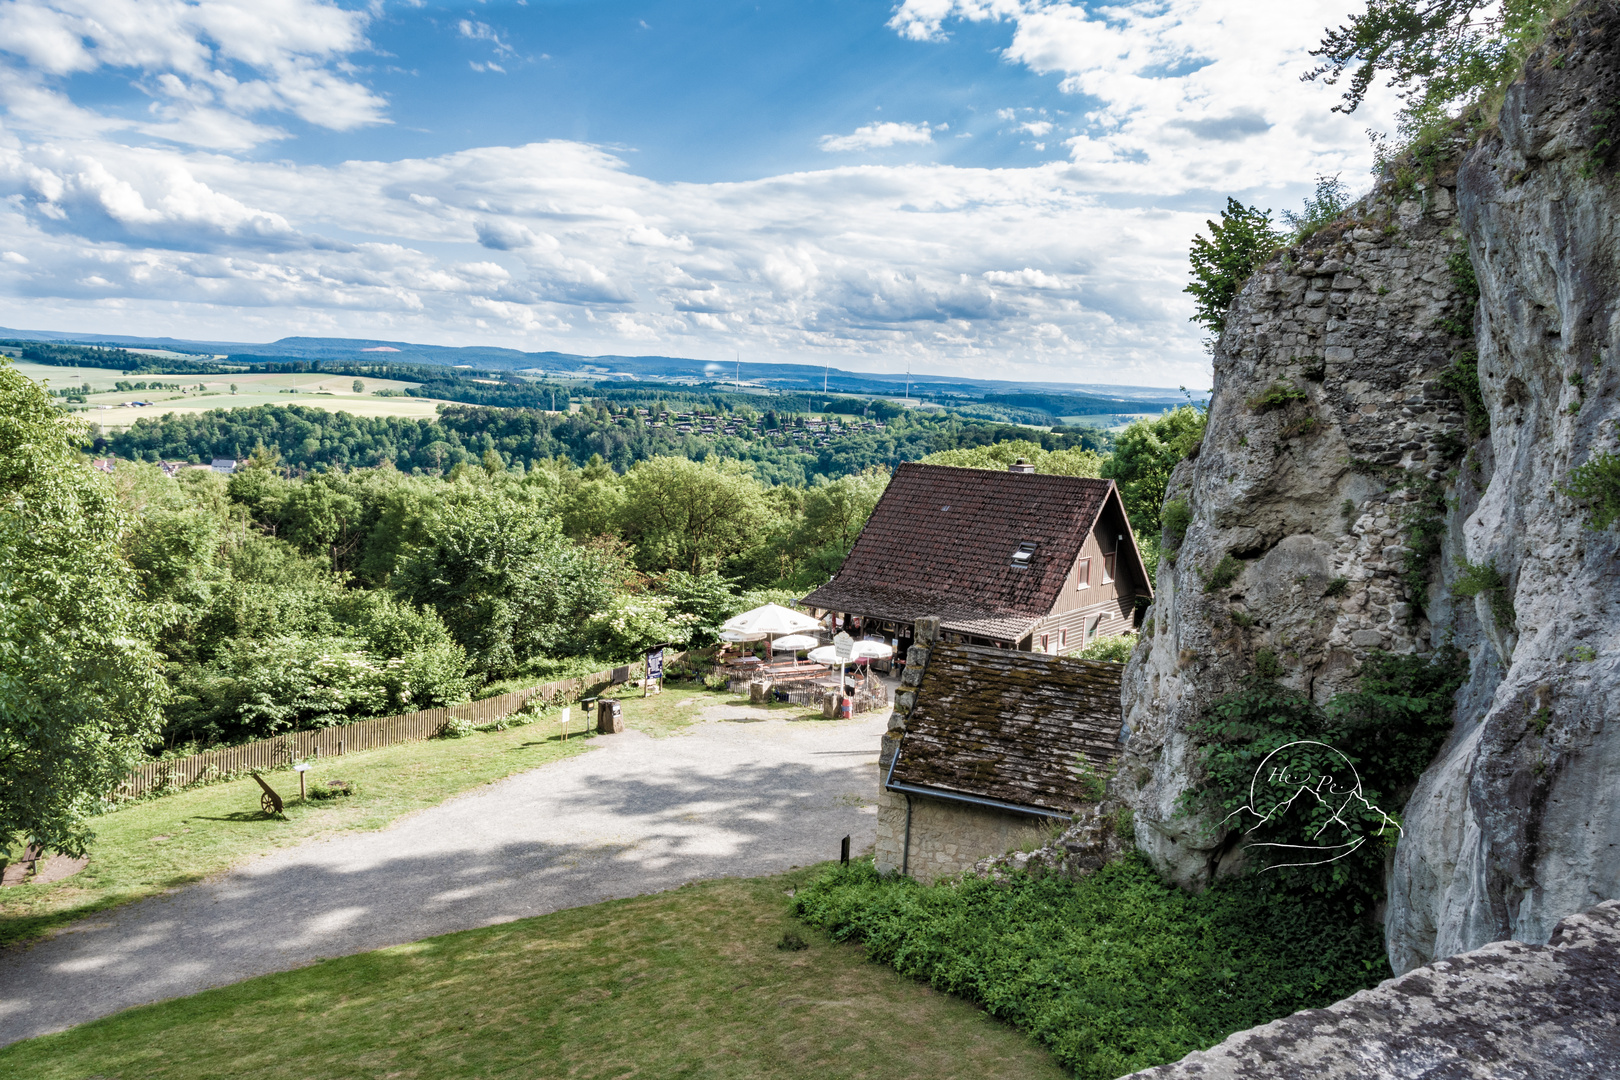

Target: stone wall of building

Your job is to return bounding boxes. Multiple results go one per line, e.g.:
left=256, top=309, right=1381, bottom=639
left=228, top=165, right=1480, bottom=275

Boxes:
left=873, top=788, right=1055, bottom=883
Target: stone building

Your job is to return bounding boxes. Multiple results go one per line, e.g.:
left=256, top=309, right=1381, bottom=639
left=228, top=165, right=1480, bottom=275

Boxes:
left=875, top=619, right=1125, bottom=883
left=803, top=461, right=1152, bottom=657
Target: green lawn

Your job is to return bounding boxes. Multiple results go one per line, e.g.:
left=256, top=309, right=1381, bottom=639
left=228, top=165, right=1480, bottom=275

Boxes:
left=0, top=683, right=748, bottom=948
left=0, top=868, right=1065, bottom=1080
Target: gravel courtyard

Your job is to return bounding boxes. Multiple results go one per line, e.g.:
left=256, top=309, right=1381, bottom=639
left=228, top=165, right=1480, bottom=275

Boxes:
left=0, top=705, right=886, bottom=1046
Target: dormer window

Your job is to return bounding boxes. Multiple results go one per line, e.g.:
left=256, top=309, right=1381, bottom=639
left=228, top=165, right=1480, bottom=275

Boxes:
left=1011, top=542, right=1037, bottom=569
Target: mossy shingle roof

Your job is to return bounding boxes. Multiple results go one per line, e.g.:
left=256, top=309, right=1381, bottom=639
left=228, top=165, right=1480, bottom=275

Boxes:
left=887, top=642, right=1124, bottom=815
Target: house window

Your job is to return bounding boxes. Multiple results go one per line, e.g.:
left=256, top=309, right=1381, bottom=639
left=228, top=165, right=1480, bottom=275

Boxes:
left=1103, top=552, right=1116, bottom=583
left=1060, top=627, right=1068, bottom=647
left=1040, top=633, right=1050, bottom=653
left=1087, top=614, right=1103, bottom=640
left=1076, top=558, right=1091, bottom=589
left=1011, top=541, right=1037, bottom=569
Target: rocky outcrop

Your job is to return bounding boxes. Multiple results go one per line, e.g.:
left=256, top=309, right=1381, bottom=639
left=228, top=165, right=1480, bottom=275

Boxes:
left=1121, top=900, right=1620, bottom=1079
left=1118, top=157, right=1476, bottom=888
left=1120, top=0, right=1620, bottom=975
left=1389, top=6, right=1620, bottom=972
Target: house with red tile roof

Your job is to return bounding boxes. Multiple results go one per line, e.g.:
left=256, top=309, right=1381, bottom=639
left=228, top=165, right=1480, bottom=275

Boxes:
left=802, top=461, right=1152, bottom=656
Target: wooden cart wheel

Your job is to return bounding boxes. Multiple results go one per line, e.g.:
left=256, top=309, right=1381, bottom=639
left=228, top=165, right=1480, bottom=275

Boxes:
left=261, top=791, right=277, bottom=815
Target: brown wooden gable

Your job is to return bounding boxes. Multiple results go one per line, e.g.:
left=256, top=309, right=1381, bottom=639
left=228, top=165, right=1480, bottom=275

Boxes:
left=803, top=463, right=1144, bottom=634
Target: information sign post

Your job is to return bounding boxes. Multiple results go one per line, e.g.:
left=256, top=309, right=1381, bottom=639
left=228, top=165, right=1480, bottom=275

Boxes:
left=645, top=647, right=665, bottom=697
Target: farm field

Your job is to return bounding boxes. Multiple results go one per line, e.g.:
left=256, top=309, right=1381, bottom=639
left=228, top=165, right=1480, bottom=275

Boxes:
left=9, top=361, right=466, bottom=428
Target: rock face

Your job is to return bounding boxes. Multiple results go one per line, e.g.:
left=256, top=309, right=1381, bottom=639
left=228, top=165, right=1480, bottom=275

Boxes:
left=1120, top=2, right=1620, bottom=974
left=1118, top=159, right=1475, bottom=888
left=1389, top=10, right=1620, bottom=972
left=1121, top=900, right=1620, bottom=1079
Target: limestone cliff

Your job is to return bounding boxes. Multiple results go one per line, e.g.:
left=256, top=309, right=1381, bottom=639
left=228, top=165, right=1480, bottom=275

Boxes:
left=1121, top=2, right=1620, bottom=973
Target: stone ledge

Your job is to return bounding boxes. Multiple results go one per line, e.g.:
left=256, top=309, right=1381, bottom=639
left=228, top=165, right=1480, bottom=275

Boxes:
left=1122, top=900, right=1620, bottom=1079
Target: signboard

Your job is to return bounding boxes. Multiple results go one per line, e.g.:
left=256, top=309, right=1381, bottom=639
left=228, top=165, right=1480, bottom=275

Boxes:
left=645, top=647, right=665, bottom=696
left=833, top=631, right=855, bottom=661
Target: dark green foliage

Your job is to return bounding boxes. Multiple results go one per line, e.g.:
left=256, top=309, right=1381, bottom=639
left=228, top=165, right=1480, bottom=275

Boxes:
left=2, top=339, right=228, bottom=376
left=1452, top=557, right=1515, bottom=632
left=1281, top=175, right=1352, bottom=241
left=1202, top=554, right=1243, bottom=592
left=1305, top=0, right=1556, bottom=119
left=1100, top=407, right=1206, bottom=535
left=775, top=931, right=809, bottom=952
left=100, top=403, right=1085, bottom=486
left=1253, top=649, right=1283, bottom=679
left=792, top=859, right=1389, bottom=1080
left=1324, top=576, right=1352, bottom=598
left=1184, top=649, right=1467, bottom=903
left=1564, top=451, right=1620, bottom=529
left=1398, top=475, right=1450, bottom=616
left=392, top=488, right=617, bottom=677
left=1250, top=381, right=1309, bottom=413
left=1162, top=498, right=1192, bottom=545
left=0, top=362, right=166, bottom=855
left=1186, top=200, right=1284, bottom=339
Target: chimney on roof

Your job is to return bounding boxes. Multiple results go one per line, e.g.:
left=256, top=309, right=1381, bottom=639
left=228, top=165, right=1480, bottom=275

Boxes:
left=1007, top=458, right=1035, bottom=474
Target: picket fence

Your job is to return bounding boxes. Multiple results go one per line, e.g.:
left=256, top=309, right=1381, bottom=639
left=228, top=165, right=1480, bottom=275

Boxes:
left=118, top=652, right=687, bottom=800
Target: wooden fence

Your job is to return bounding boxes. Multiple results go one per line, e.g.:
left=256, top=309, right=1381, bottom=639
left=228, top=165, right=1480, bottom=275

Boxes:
left=118, top=653, right=687, bottom=800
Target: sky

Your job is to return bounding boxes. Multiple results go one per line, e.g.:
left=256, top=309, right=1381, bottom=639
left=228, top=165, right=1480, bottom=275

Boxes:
left=0, top=0, right=1400, bottom=387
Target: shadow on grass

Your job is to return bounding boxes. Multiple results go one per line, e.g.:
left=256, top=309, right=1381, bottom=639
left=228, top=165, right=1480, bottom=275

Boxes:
left=0, top=752, right=885, bottom=1046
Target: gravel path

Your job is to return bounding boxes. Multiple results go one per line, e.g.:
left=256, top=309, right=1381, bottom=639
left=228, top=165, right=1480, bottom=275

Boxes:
left=0, top=706, right=886, bottom=1046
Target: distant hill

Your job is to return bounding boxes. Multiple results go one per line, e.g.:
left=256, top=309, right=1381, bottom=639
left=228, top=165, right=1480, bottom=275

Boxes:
left=0, top=326, right=1198, bottom=415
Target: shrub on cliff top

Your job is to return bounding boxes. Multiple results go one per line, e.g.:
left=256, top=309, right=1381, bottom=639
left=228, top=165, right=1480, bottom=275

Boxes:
left=1185, top=199, right=1284, bottom=343
left=792, top=858, right=1387, bottom=1080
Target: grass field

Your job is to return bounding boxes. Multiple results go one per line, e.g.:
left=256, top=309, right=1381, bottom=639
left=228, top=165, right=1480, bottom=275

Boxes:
left=9, top=360, right=467, bottom=427
left=0, top=683, right=768, bottom=949
left=0, top=867, right=1064, bottom=1080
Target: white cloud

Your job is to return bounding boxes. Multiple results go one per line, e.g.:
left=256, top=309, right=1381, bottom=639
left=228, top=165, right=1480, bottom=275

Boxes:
left=0, top=0, right=387, bottom=148
left=819, top=121, right=934, bottom=153
left=0, top=135, right=1222, bottom=383
left=892, top=0, right=1398, bottom=194
left=0, top=0, right=1409, bottom=387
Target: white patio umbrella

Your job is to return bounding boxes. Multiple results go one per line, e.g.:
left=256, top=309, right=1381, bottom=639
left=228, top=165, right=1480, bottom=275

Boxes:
left=771, top=633, right=821, bottom=666
left=721, top=603, right=822, bottom=663
left=807, top=639, right=894, bottom=695
left=720, top=603, right=822, bottom=636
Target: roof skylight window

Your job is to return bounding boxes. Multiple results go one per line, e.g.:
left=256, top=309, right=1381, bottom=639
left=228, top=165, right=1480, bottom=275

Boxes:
left=1010, top=542, right=1037, bottom=569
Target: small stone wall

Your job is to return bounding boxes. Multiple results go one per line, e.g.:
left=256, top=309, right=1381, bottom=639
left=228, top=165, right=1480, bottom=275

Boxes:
left=874, top=788, right=1058, bottom=884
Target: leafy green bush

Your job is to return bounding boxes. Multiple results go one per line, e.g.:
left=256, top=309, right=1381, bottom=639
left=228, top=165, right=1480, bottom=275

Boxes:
left=1202, top=554, right=1243, bottom=592
left=1074, top=633, right=1136, bottom=664
left=1253, top=649, right=1283, bottom=679
left=1186, top=200, right=1284, bottom=340
left=1100, top=407, right=1206, bottom=536
left=1281, top=174, right=1352, bottom=241
left=1161, top=498, right=1192, bottom=545
left=1249, top=382, right=1309, bottom=413
left=1452, top=558, right=1515, bottom=632
left=1565, top=451, right=1620, bottom=529
left=1183, top=648, right=1467, bottom=903
left=792, top=859, right=1387, bottom=1080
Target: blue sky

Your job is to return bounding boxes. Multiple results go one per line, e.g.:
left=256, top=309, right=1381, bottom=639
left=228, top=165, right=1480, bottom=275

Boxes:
left=0, top=0, right=1397, bottom=386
